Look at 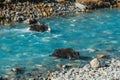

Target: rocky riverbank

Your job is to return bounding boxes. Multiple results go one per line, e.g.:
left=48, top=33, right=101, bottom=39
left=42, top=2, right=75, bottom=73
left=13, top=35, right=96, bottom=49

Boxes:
left=0, top=1, right=86, bottom=26
left=48, top=58, right=120, bottom=80
left=0, top=58, right=120, bottom=80
left=0, top=0, right=119, bottom=26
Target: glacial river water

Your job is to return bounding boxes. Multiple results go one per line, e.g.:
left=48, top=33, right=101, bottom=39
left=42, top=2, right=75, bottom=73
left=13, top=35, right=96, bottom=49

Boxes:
left=0, top=8, right=120, bottom=74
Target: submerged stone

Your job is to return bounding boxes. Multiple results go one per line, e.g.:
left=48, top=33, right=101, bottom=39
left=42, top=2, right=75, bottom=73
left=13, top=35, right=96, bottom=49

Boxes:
left=11, top=67, right=25, bottom=74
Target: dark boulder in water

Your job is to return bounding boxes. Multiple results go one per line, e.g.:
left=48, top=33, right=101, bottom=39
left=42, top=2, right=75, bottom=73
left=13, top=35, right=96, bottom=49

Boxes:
left=50, top=48, right=80, bottom=59
left=29, top=24, right=50, bottom=32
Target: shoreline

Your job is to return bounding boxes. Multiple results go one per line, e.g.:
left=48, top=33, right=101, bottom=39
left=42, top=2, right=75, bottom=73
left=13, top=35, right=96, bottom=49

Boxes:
left=0, top=57, right=120, bottom=80
left=48, top=58, right=120, bottom=80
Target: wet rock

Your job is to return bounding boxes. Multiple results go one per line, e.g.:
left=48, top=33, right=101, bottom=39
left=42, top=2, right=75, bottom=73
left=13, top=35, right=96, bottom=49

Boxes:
left=97, top=54, right=106, bottom=59
left=29, top=18, right=38, bottom=25
left=56, top=64, right=62, bottom=68
left=42, top=11, right=47, bottom=17
left=75, top=2, right=86, bottom=11
left=83, top=64, right=91, bottom=70
left=117, top=0, right=120, bottom=7
left=3, top=0, right=12, bottom=4
left=90, top=58, right=100, bottom=68
left=28, top=78, right=35, bottom=80
left=29, top=24, right=50, bottom=32
left=50, top=48, right=80, bottom=59
left=56, top=0, right=67, bottom=3
left=62, top=64, right=73, bottom=69
left=11, top=67, right=25, bottom=74
left=87, top=48, right=98, bottom=52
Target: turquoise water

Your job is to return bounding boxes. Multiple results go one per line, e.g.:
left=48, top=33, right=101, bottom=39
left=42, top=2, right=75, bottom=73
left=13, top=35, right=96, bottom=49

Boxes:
left=0, top=8, right=120, bottom=73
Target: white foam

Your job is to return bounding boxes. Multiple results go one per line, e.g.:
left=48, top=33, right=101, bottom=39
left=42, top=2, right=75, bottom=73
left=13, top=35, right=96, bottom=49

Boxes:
left=47, top=26, right=51, bottom=32
left=110, top=41, right=118, bottom=44
left=70, top=24, right=75, bottom=27
left=23, top=52, right=30, bottom=55
left=72, top=19, right=76, bottom=22
left=42, top=37, right=51, bottom=42
left=86, top=48, right=97, bottom=52
left=36, top=64, right=43, bottom=67
left=54, top=23, right=59, bottom=26
left=108, top=36, right=113, bottom=39
left=53, top=34, right=62, bottom=38
left=63, top=40, right=67, bottom=43
left=19, top=34, right=25, bottom=37
left=11, top=28, right=31, bottom=33
left=19, top=28, right=31, bottom=32
left=106, top=15, right=110, bottom=18
left=103, top=30, right=112, bottom=34
left=41, top=54, right=48, bottom=57
left=16, top=54, right=21, bottom=57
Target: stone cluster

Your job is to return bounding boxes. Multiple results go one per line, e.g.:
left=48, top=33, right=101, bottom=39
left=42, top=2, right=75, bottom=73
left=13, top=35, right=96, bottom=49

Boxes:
left=0, top=1, right=85, bottom=26
left=0, top=0, right=119, bottom=26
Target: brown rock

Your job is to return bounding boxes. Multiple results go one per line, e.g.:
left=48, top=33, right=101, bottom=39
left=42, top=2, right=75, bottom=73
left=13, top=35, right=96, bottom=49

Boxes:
left=56, top=0, right=66, bottom=3
left=97, top=54, right=106, bottom=59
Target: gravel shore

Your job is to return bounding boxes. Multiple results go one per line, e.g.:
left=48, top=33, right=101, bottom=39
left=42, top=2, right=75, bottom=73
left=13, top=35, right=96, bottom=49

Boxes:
left=0, top=58, right=119, bottom=80
left=48, top=58, right=120, bottom=80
